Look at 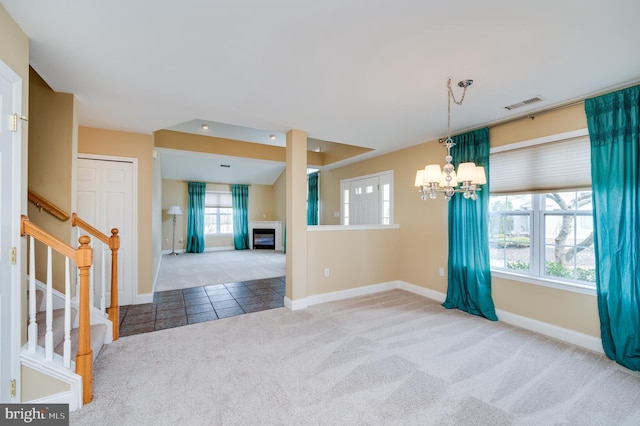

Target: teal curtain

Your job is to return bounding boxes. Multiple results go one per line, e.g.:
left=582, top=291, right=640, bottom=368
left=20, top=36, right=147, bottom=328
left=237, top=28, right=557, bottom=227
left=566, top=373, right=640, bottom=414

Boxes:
left=232, top=184, right=249, bottom=250
left=186, top=181, right=206, bottom=253
left=307, top=172, right=319, bottom=225
left=442, top=127, right=497, bottom=321
left=585, top=84, right=640, bottom=370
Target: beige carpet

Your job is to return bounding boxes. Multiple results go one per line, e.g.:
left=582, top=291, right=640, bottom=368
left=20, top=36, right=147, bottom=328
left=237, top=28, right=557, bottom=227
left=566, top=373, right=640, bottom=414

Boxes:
left=155, top=249, right=286, bottom=292
left=71, top=289, right=640, bottom=425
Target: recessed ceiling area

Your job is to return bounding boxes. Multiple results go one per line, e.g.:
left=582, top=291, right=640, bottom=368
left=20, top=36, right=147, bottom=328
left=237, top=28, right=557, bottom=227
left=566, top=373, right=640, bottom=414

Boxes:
left=159, top=121, right=375, bottom=182
left=157, top=148, right=285, bottom=185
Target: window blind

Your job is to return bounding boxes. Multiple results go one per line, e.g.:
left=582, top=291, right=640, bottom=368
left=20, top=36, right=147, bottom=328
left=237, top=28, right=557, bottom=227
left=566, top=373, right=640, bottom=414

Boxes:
left=489, top=134, right=591, bottom=194
left=205, top=191, right=232, bottom=207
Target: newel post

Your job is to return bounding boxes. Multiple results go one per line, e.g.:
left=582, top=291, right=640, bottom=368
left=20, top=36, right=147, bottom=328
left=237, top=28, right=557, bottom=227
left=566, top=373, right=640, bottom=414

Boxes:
left=108, top=228, right=120, bottom=340
left=76, top=235, right=94, bottom=405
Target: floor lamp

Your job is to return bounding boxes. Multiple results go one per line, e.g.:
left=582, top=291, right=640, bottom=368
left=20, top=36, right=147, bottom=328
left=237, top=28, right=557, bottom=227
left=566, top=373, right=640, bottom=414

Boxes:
left=167, top=205, right=183, bottom=255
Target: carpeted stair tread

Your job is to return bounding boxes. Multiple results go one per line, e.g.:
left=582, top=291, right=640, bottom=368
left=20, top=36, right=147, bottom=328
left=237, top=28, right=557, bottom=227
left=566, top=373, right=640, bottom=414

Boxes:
left=36, top=307, right=78, bottom=349
left=55, top=323, right=107, bottom=364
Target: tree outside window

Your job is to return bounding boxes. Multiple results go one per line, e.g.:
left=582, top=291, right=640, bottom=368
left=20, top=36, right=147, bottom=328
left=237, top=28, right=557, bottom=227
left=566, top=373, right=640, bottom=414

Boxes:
left=489, top=191, right=595, bottom=285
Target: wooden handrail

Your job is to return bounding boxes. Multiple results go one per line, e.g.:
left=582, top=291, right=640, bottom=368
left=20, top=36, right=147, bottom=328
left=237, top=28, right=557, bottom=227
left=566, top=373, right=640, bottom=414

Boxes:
left=21, top=215, right=94, bottom=404
left=71, top=213, right=121, bottom=341
left=28, top=189, right=70, bottom=221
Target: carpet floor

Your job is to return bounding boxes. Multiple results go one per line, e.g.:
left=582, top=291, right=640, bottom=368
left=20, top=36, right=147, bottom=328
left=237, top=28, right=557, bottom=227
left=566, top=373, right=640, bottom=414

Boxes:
left=155, top=250, right=286, bottom=292
left=71, top=289, right=640, bottom=425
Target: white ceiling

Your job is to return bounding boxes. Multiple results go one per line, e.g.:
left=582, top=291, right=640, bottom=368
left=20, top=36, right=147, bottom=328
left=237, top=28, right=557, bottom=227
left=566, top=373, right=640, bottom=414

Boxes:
left=3, top=0, right=640, bottom=183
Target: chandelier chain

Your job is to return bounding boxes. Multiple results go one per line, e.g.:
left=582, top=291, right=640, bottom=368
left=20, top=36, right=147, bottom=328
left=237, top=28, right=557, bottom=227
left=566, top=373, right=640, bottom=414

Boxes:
left=446, top=78, right=469, bottom=140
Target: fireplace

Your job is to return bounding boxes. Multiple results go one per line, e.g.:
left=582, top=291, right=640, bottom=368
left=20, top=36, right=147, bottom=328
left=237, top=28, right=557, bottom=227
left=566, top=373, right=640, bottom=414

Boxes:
left=253, top=228, right=276, bottom=250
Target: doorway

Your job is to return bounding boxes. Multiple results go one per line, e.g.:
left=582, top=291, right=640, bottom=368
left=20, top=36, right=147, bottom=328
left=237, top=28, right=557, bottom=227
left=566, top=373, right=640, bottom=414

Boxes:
left=0, top=60, right=22, bottom=402
left=76, top=156, right=137, bottom=306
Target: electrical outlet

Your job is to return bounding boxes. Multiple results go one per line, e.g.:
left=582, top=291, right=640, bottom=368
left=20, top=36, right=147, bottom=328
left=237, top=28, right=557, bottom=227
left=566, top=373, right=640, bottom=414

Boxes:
left=179, top=239, right=184, bottom=244
left=439, top=267, right=445, bottom=277
left=324, top=268, right=330, bottom=277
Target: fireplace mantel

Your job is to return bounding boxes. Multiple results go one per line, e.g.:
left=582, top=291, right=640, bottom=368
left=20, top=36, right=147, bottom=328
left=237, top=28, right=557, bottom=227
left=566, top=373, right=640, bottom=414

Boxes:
left=248, top=221, right=283, bottom=251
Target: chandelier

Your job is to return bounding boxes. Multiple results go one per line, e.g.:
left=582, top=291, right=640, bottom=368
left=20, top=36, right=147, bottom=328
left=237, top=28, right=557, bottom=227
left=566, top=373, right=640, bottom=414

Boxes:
left=415, top=78, right=486, bottom=201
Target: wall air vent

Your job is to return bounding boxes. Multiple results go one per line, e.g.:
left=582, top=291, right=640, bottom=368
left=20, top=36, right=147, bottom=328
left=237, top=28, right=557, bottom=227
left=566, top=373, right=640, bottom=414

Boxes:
left=504, top=96, right=546, bottom=111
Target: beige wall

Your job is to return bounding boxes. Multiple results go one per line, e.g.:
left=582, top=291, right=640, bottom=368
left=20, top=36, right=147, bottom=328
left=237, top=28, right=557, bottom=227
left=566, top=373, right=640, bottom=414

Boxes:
left=317, top=103, right=599, bottom=337
left=28, top=68, right=77, bottom=291
left=249, top=184, right=275, bottom=221
left=162, top=179, right=188, bottom=251
left=273, top=169, right=286, bottom=223
left=307, top=227, right=400, bottom=296
left=78, top=127, right=155, bottom=295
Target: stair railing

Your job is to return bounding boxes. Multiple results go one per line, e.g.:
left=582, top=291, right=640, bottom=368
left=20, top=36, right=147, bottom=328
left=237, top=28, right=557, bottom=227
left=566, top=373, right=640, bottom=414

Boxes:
left=71, top=213, right=120, bottom=341
left=27, top=189, right=70, bottom=221
left=21, top=215, right=94, bottom=405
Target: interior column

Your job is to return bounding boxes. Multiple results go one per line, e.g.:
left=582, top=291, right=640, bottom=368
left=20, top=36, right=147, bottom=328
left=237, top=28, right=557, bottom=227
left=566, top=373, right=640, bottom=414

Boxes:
left=285, top=129, right=308, bottom=309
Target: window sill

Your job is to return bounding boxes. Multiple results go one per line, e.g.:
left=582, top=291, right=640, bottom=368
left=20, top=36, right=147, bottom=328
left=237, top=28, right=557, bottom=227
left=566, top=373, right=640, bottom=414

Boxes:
left=491, top=270, right=596, bottom=296
left=204, top=233, right=233, bottom=236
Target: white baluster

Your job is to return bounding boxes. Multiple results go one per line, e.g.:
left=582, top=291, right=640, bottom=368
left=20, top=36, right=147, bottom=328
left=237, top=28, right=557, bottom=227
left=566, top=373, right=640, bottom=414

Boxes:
left=100, top=245, right=106, bottom=315
left=28, top=236, right=37, bottom=353
left=45, top=246, right=53, bottom=361
left=63, top=257, right=71, bottom=368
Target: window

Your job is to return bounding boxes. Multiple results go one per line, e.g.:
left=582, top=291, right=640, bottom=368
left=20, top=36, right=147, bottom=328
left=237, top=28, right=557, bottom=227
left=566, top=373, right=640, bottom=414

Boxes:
left=489, top=130, right=595, bottom=290
left=204, top=191, right=233, bottom=234
left=340, top=170, right=393, bottom=225
left=489, top=192, right=595, bottom=286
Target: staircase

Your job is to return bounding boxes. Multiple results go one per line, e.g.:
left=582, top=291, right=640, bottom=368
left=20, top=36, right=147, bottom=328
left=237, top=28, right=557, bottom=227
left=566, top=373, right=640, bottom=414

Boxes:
left=20, top=208, right=120, bottom=411
left=34, top=287, right=109, bottom=366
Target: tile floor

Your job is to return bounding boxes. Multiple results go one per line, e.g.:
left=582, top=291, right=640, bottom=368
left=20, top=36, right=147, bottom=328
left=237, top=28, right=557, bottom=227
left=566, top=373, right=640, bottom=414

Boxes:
left=118, top=276, right=286, bottom=337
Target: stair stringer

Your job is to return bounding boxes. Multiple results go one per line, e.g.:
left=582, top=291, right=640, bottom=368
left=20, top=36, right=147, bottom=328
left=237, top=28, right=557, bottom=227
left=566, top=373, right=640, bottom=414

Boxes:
left=32, top=277, right=113, bottom=344
left=20, top=346, right=82, bottom=411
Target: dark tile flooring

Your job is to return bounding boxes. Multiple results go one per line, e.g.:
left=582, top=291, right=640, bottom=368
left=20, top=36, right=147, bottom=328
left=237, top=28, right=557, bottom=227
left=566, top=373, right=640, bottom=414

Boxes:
left=118, top=276, right=286, bottom=337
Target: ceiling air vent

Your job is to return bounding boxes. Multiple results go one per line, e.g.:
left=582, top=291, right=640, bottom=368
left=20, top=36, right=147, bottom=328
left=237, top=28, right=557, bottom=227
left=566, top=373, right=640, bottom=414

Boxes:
left=503, top=96, right=546, bottom=111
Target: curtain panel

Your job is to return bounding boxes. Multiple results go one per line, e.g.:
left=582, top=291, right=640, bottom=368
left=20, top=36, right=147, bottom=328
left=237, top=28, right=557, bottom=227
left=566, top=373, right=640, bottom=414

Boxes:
left=232, top=184, right=249, bottom=250
left=307, top=172, right=319, bottom=225
left=442, top=127, right=498, bottom=321
left=186, top=181, right=206, bottom=253
left=585, top=84, right=640, bottom=370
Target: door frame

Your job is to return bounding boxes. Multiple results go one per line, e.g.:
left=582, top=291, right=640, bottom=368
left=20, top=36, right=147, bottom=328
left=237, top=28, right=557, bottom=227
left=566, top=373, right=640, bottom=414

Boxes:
left=77, top=153, right=138, bottom=306
left=0, top=59, right=23, bottom=402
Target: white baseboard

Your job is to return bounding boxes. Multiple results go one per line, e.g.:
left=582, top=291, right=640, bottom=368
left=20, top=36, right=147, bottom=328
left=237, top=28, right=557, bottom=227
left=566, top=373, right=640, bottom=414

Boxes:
left=307, top=281, right=397, bottom=306
left=135, top=293, right=153, bottom=304
left=284, top=296, right=308, bottom=310
left=288, top=280, right=603, bottom=354
left=495, top=308, right=604, bottom=354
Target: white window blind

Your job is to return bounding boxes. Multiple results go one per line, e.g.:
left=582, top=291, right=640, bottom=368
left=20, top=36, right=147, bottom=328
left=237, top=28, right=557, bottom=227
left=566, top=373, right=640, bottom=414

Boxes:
left=490, top=134, right=591, bottom=194
left=205, top=191, right=232, bottom=207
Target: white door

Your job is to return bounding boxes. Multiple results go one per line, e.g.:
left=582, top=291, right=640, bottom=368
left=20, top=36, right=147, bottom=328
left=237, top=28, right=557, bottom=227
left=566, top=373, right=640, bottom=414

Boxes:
left=77, top=158, right=135, bottom=306
left=0, top=61, right=21, bottom=402
left=349, top=177, right=379, bottom=225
